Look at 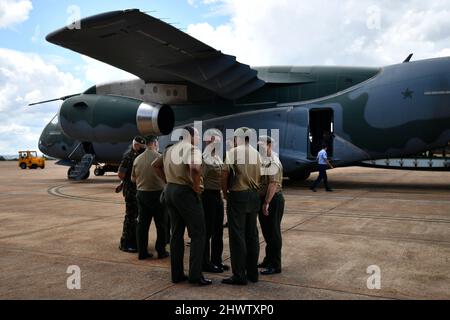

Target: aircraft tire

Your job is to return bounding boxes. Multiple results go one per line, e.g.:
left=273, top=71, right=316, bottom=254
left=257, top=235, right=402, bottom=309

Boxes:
left=67, top=166, right=75, bottom=179
left=94, top=168, right=105, bottom=176
left=82, top=171, right=90, bottom=180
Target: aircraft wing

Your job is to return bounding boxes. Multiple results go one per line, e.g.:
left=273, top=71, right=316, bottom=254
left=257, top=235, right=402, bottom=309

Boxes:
left=46, top=9, right=265, bottom=99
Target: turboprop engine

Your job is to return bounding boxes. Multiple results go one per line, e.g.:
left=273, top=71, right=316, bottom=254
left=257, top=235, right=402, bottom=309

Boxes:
left=58, top=94, right=175, bottom=143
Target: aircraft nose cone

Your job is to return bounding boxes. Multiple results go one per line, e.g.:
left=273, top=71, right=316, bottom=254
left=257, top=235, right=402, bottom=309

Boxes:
left=38, top=138, right=48, bottom=154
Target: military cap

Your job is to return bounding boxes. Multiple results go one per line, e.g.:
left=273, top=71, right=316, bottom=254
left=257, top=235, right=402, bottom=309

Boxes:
left=204, top=128, right=222, bottom=141
left=144, top=135, right=158, bottom=143
left=258, top=135, right=274, bottom=144
left=233, top=127, right=251, bottom=137
left=183, top=126, right=195, bottom=137
left=133, top=136, right=146, bottom=145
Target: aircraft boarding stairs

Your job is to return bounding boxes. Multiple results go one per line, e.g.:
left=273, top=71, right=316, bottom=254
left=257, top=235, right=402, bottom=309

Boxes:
left=68, top=153, right=95, bottom=180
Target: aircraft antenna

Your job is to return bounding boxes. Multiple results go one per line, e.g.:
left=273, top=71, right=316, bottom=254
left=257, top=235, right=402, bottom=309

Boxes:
left=28, top=93, right=81, bottom=106
left=403, top=53, right=413, bottom=63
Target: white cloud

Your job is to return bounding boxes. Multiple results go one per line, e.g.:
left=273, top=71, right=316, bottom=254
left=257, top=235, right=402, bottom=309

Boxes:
left=187, top=0, right=450, bottom=66
left=31, top=24, right=39, bottom=43
left=0, top=49, right=137, bottom=155
left=0, top=48, right=84, bottom=155
left=187, top=0, right=221, bottom=7
left=0, top=0, right=32, bottom=29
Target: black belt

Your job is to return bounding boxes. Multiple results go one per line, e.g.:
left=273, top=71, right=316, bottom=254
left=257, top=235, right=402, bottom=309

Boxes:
left=167, top=183, right=193, bottom=191
left=260, top=191, right=283, bottom=199
left=230, top=189, right=258, bottom=194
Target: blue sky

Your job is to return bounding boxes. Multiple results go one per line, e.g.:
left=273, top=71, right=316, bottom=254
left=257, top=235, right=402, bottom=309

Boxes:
left=1, top=0, right=227, bottom=82
left=2, top=0, right=227, bottom=50
left=0, top=0, right=231, bottom=155
left=1, top=0, right=450, bottom=155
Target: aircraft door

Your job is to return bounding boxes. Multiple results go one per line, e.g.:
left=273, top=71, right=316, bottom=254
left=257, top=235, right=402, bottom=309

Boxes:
left=308, top=108, right=334, bottom=158
left=284, top=107, right=309, bottom=157
left=82, top=142, right=95, bottom=155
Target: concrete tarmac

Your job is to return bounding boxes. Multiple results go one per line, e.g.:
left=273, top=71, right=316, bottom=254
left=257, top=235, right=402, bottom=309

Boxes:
left=0, top=161, right=449, bottom=300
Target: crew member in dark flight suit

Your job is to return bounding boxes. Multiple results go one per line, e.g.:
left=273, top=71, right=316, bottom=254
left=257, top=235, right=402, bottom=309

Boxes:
left=118, top=136, right=146, bottom=253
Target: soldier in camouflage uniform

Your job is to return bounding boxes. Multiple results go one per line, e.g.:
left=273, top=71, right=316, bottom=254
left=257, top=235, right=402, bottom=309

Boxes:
left=118, top=136, right=146, bottom=253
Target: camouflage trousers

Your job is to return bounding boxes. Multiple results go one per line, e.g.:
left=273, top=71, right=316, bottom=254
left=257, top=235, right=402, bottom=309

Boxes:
left=120, top=190, right=138, bottom=249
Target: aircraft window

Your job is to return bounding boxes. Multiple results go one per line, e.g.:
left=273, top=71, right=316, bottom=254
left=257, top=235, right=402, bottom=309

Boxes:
left=153, top=86, right=158, bottom=93
left=50, top=114, right=58, bottom=125
left=62, top=146, right=66, bottom=151
left=140, top=88, right=144, bottom=95
left=173, top=89, right=178, bottom=97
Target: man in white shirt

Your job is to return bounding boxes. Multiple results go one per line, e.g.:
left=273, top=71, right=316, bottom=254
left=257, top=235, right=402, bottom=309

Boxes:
left=310, top=144, right=334, bottom=192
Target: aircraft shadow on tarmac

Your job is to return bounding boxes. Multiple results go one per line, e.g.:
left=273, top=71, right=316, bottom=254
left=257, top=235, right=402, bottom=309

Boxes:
left=284, top=178, right=450, bottom=192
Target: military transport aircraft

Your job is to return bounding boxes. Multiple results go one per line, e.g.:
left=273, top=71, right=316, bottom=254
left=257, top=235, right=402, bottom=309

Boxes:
left=34, top=9, right=450, bottom=180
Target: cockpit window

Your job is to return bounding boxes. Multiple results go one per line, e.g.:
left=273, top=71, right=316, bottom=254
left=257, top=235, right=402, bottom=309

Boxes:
left=50, top=114, right=58, bottom=125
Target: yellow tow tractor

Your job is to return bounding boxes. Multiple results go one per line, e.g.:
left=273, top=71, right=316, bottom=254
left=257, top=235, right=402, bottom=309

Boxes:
left=18, top=151, right=45, bottom=169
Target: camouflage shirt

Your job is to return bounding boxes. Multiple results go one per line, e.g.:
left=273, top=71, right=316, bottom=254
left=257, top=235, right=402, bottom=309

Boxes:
left=119, top=149, right=139, bottom=195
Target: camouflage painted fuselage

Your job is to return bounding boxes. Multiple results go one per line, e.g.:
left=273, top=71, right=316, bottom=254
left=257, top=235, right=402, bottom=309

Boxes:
left=39, top=57, right=450, bottom=176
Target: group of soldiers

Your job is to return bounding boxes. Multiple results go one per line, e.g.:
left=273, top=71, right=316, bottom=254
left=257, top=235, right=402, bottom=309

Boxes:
left=117, top=126, right=285, bottom=286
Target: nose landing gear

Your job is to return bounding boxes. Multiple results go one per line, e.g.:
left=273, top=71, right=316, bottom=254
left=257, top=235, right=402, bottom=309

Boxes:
left=93, top=164, right=118, bottom=176
left=94, top=167, right=105, bottom=176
